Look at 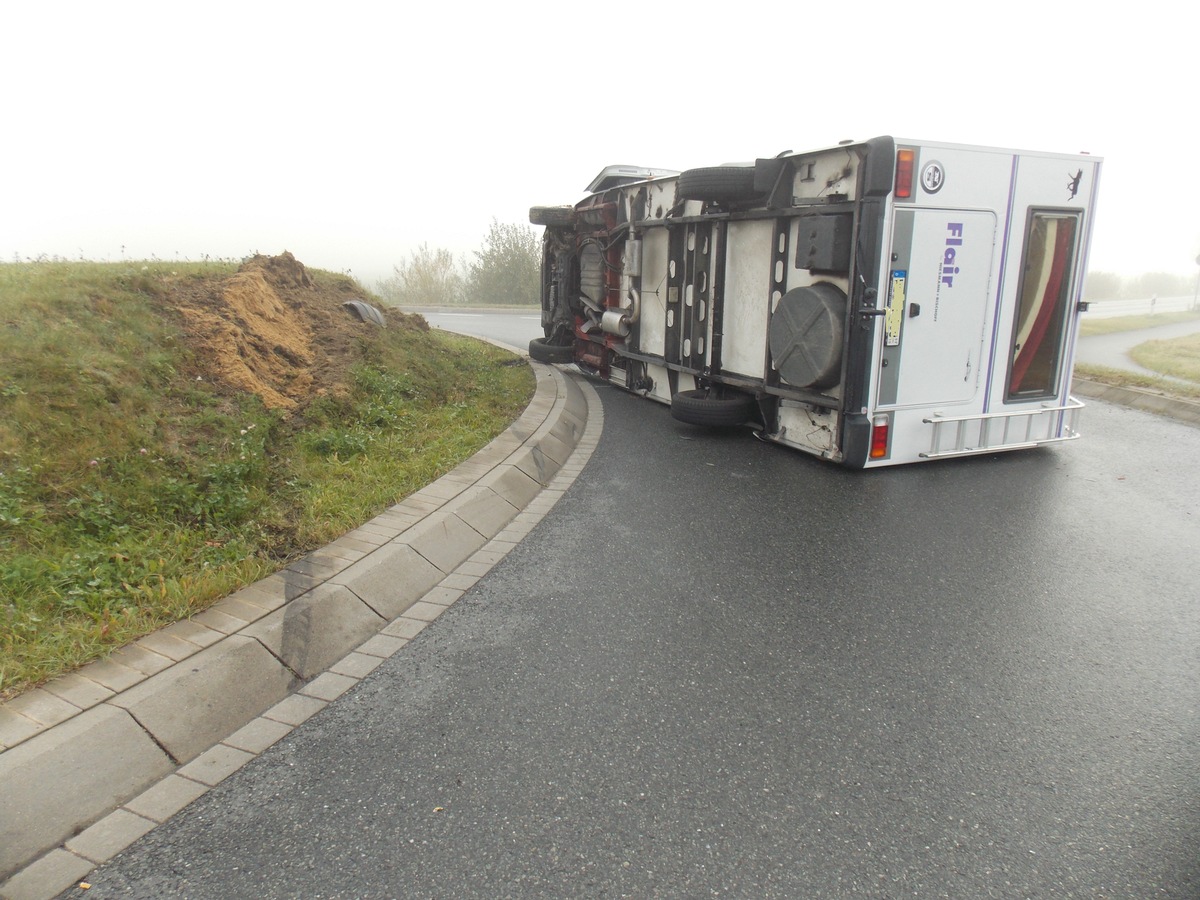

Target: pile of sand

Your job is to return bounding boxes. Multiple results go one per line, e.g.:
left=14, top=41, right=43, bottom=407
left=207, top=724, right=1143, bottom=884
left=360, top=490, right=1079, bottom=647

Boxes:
left=170, top=252, right=419, bottom=411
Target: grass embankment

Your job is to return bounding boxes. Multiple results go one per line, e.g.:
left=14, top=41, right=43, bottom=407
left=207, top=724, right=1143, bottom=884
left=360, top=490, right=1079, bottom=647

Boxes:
left=0, top=260, right=533, bottom=698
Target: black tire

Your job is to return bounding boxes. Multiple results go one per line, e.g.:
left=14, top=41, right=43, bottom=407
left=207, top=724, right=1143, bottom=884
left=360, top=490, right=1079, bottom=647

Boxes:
left=529, top=205, right=577, bottom=227
left=670, top=388, right=756, bottom=427
left=529, top=337, right=575, bottom=364
left=676, top=166, right=762, bottom=204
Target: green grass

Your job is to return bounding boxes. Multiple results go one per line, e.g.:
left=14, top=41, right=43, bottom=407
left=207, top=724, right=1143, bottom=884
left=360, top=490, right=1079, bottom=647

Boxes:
left=0, top=261, right=533, bottom=698
left=1129, top=332, right=1200, bottom=383
left=1078, top=310, right=1200, bottom=337
left=1075, top=309, right=1200, bottom=394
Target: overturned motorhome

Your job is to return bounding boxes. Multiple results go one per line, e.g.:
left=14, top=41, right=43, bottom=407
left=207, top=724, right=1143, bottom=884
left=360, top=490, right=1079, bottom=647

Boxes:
left=530, top=136, right=1101, bottom=467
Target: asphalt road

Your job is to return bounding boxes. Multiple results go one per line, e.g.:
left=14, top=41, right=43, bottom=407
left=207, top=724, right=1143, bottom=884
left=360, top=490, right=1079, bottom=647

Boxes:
left=62, top=315, right=1199, bottom=899
left=422, top=310, right=543, bottom=352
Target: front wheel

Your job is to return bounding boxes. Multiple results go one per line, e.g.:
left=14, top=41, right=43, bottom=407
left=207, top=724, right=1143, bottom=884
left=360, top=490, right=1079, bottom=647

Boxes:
left=670, top=388, right=756, bottom=427
left=529, top=205, right=577, bottom=227
left=529, top=337, right=575, bottom=364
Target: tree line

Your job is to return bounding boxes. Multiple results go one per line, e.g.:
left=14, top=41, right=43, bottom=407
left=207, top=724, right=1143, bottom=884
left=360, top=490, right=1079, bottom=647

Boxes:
left=1084, top=270, right=1197, bottom=301
left=376, top=221, right=1195, bottom=309
left=377, top=220, right=540, bottom=308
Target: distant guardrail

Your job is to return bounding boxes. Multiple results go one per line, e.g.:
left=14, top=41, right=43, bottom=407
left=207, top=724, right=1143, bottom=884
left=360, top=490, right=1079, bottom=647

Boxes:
left=1083, top=295, right=1198, bottom=318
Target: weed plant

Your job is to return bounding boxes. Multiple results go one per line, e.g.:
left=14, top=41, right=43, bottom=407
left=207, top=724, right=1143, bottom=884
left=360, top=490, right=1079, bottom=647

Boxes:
left=0, top=261, right=533, bottom=697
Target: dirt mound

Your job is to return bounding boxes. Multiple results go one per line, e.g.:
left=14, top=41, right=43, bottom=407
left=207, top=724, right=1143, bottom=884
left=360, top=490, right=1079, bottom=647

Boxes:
left=170, top=252, right=424, bottom=411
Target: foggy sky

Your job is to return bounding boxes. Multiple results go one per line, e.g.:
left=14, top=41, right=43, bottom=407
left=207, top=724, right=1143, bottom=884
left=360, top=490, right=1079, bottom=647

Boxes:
left=3, top=1, right=1196, bottom=289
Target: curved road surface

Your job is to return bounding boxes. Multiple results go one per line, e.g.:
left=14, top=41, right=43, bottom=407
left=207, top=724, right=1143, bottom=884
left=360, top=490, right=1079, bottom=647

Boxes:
left=63, top=314, right=1199, bottom=899
left=1074, top=316, right=1200, bottom=379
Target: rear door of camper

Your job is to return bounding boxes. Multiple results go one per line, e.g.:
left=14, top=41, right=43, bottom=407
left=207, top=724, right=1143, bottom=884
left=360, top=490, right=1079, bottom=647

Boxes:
left=873, top=144, right=1097, bottom=461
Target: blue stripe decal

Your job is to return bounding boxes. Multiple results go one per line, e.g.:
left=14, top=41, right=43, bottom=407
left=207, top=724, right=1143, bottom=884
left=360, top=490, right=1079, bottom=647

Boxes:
left=982, top=154, right=1020, bottom=414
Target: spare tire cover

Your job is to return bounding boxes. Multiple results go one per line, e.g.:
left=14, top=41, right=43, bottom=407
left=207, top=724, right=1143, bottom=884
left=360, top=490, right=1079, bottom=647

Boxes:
left=768, top=282, right=846, bottom=389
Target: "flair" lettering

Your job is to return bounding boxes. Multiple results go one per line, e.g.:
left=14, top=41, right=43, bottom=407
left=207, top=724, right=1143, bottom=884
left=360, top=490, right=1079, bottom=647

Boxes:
left=941, top=223, right=963, bottom=286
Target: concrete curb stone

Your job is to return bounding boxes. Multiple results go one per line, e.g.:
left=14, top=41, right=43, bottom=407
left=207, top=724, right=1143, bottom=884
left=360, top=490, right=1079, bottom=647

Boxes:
left=1073, top=377, right=1200, bottom=428
left=0, top=362, right=604, bottom=899
left=237, top=584, right=387, bottom=681
left=104, top=635, right=300, bottom=765
left=0, top=705, right=174, bottom=884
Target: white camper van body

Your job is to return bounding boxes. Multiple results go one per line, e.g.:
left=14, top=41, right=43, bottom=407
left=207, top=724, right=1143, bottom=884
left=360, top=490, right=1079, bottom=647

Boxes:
left=529, top=136, right=1101, bottom=467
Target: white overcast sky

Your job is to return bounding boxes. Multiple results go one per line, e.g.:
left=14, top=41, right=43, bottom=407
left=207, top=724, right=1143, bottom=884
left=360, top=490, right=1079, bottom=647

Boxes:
left=2, top=1, right=1196, bottom=289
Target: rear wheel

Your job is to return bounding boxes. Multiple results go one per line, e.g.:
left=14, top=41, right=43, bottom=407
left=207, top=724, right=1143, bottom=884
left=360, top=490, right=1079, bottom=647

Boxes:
left=670, top=388, right=756, bottom=427
left=528, top=337, right=575, bottom=364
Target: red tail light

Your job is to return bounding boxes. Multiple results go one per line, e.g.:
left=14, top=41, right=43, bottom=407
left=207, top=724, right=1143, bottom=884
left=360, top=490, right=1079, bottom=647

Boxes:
left=895, top=149, right=915, bottom=199
left=870, top=415, right=890, bottom=459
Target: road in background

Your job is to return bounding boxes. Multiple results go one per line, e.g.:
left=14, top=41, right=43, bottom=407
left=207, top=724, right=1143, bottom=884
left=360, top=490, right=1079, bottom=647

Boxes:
left=65, top=315, right=1199, bottom=898
left=1076, top=317, right=1200, bottom=378
left=418, top=309, right=542, bottom=353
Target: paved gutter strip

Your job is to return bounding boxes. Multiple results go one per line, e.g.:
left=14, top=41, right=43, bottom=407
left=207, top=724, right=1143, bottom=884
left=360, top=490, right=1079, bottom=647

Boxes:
left=0, top=364, right=604, bottom=900
left=1073, top=377, right=1200, bottom=428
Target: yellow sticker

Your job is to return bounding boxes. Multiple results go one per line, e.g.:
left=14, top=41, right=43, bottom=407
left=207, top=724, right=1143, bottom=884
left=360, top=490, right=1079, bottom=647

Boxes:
left=885, top=271, right=906, bottom=347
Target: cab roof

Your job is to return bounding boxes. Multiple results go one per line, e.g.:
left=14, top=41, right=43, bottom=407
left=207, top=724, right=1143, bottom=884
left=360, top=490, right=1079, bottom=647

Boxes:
left=586, top=165, right=680, bottom=193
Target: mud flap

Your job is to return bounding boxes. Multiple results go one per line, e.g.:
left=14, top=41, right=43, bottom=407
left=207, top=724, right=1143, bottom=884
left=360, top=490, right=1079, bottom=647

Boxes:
left=841, top=413, right=872, bottom=468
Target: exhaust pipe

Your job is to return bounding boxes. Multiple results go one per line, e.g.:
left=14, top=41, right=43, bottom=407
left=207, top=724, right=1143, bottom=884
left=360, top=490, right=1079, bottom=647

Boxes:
left=600, top=237, right=642, bottom=338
